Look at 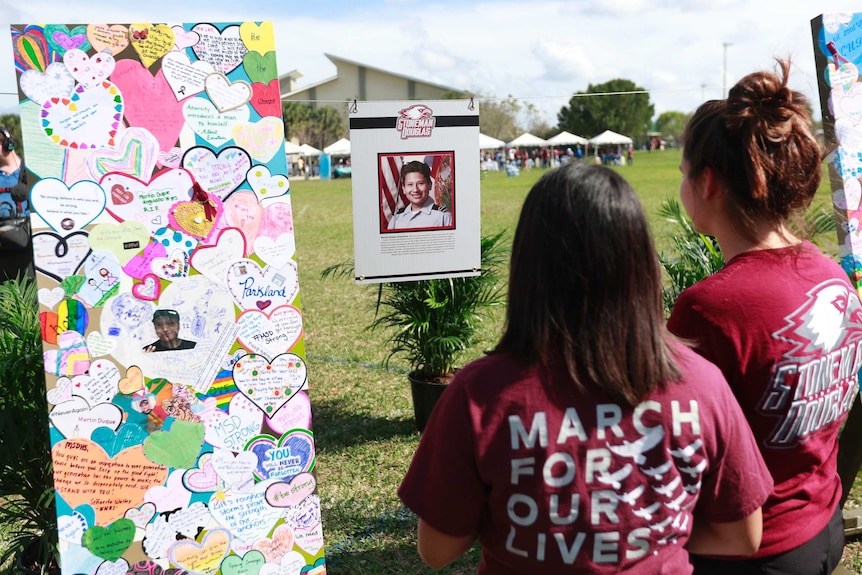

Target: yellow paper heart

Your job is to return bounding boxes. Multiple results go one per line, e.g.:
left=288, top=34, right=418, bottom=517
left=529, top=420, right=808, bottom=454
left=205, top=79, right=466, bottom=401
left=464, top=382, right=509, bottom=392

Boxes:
left=129, top=23, right=175, bottom=68
left=87, top=24, right=130, bottom=55
left=118, top=365, right=144, bottom=394
left=239, top=22, right=275, bottom=55
left=172, top=201, right=217, bottom=238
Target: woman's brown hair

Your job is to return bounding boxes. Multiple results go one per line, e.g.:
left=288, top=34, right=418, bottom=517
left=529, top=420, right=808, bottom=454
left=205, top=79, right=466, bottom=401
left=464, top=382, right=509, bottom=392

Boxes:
left=682, top=59, right=821, bottom=239
left=496, top=163, right=680, bottom=406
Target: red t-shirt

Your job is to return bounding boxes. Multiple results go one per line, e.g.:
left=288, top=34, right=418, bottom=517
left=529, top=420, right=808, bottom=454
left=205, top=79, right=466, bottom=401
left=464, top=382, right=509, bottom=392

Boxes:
left=399, top=343, right=772, bottom=574
left=667, top=241, right=862, bottom=558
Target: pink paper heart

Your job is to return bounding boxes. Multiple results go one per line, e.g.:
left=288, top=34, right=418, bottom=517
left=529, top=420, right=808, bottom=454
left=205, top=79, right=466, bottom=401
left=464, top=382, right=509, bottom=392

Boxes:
left=183, top=458, right=219, bottom=491
left=265, top=472, right=317, bottom=508
left=63, top=48, right=115, bottom=89
left=132, top=274, right=161, bottom=300
left=110, top=60, right=184, bottom=151
left=123, top=242, right=167, bottom=280
left=157, top=147, right=182, bottom=169
left=251, top=523, right=295, bottom=564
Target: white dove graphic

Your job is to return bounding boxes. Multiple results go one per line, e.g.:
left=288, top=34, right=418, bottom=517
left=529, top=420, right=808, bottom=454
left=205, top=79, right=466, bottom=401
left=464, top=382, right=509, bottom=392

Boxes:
left=642, top=460, right=672, bottom=481
left=679, top=459, right=707, bottom=478
left=653, top=476, right=681, bottom=497
left=632, top=501, right=662, bottom=521
left=596, top=463, right=633, bottom=489
left=669, top=438, right=703, bottom=463
left=607, top=427, right=665, bottom=464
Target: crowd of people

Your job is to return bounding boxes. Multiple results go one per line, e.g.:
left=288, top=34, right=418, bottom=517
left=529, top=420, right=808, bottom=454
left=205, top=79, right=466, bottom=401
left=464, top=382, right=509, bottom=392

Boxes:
left=402, top=58, right=855, bottom=575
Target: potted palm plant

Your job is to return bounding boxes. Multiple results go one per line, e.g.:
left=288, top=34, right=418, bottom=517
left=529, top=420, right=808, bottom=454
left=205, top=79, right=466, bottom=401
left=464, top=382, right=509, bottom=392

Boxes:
left=0, top=276, right=59, bottom=575
left=324, top=232, right=507, bottom=431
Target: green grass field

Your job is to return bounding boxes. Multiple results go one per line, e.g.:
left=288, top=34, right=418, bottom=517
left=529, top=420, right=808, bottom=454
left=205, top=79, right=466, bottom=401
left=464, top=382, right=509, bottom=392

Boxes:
left=290, top=148, right=851, bottom=574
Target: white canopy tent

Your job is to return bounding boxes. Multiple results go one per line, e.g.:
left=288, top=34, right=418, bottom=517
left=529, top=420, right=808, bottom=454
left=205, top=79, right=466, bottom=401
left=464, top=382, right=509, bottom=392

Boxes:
left=588, top=130, right=633, bottom=146
left=546, top=131, right=588, bottom=146
left=507, top=132, right=548, bottom=147
left=283, top=140, right=303, bottom=155
left=323, top=138, right=351, bottom=156
left=299, top=143, right=321, bottom=156
left=479, top=133, right=505, bottom=149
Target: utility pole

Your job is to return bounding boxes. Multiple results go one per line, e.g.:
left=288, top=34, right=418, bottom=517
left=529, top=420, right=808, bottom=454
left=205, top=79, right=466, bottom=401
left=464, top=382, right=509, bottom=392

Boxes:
left=723, top=42, right=732, bottom=97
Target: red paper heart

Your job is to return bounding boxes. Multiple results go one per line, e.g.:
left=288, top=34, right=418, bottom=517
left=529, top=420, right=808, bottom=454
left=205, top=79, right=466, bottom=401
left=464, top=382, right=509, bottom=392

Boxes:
left=250, top=80, right=282, bottom=118
left=110, top=184, right=133, bottom=205
left=40, top=311, right=60, bottom=344
left=110, top=60, right=184, bottom=151
left=256, top=300, right=272, bottom=310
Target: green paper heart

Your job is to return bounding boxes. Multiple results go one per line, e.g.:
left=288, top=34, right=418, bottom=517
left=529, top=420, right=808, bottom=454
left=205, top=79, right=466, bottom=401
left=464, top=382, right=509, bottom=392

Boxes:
left=243, top=51, right=277, bottom=84
left=44, top=24, right=91, bottom=56
left=143, top=419, right=205, bottom=469
left=221, top=550, right=266, bottom=575
left=81, top=518, right=135, bottom=561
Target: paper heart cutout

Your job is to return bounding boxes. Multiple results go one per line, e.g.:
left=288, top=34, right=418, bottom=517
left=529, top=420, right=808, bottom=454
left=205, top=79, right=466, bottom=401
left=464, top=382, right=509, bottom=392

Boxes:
left=132, top=274, right=162, bottom=300
left=143, top=419, right=205, bottom=469
left=182, top=98, right=250, bottom=147
left=169, top=527, right=231, bottom=575
left=41, top=311, right=60, bottom=345
left=223, top=191, right=263, bottom=242
left=844, top=218, right=859, bottom=234
left=259, top=551, right=306, bottom=575
left=205, top=73, right=252, bottom=112
left=249, top=80, right=282, bottom=118
left=86, top=331, right=116, bottom=358
left=253, top=234, right=296, bottom=269
left=128, top=23, right=175, bottom=68
left=192, top=23, right=247, bottom=74
left=41, top=81, right=124, bottom=149
left=153, top=226, right=199, bottom=256
left=151, top=247, right=190, bottom=279
left=239, top=22, right=275, bottom=55
left=161, top=50, right=214, bottom=101
left=189, top=227, right=246, bottom=284
left=248, top=429, right=315, bottom=482
left=124, top=501, right=156, bottom=530
left=110, top=61, right=184, bottom=151
left=182, top=146, right=251, bottom=200
left=32, top=231, right=91, bottom=282
left=183, top=457, right=220, bottom=492
left=38, top=287, right=66, bottom=309
left=247, top=165, right=289, bottom=201
left=102, top=168, right=195, bottom=236
left=265, top=473, right=317, bottom=508
left=292, top=522, right=324, bottom=556
left=31, top=178, right=106, bottom=233
left=86, top=126, right=160, bottom=181
left=171, top=25, right=200, bottom=50
left=236, top=305, right=304, bottom=360
left=835, top=117, right=862, bottom=151
left=144, top=468, right=192, bottom=512
left=118, top=365, right=144, bottom=394
left=227, top=260, right=300, bottom=312
left=266, top=391, right=311, bottom=435
left=70, top=358, right=121, bottom=405
left=91, top=423, right=150, bottom=459
left=199, top=393, right=263, bottom=451
left=81, top=518, right=135, bottom=561
left=64, top=48, right=115, bottom=89
left=47, top=377, right=74, bottom=405
left=58, top=510, right=89, bottom=544
left=43, top=330, right=91, bottom=377
left=95, top=558, right=130, bottom=575
left=251, top=524, right=294, bottom=564
left=232, top=117, right=285, bottom=163
left=829, top=61, right=859, bottom=91
left=11, top=24, right=58, bottom=73
left=45, top=24, right=90, bottom=56
left=87, top=24, right=129, bottom=55
left=50, top=396, right=122, bottom=439
left=220, top=550, right=265, bottom=575
left=20, top=61, right=76, bottom=105
left=56, top=298, right=89, bottom=335
left=123, top=240, right=167, bottom=280
left=168, top=199, right=222, bottom=240
left=243, top=51, right=277, bottom=84
left=212, top=448, right=258, bottom=488
left=208, top=480, right=283, bottom=543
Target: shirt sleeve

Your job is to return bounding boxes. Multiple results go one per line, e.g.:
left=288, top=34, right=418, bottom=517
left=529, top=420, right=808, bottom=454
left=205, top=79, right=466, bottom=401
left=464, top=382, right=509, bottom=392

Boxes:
left=398, top=379, right=485, bottom=537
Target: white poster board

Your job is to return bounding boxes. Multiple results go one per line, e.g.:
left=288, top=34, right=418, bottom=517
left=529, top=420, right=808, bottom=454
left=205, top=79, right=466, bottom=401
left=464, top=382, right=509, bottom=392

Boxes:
left=349, top=100, right=481, bottom=283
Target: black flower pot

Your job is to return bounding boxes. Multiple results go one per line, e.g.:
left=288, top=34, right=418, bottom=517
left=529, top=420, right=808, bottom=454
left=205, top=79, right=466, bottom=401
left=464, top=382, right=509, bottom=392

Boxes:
left=408, top=372, right=449, bottom=432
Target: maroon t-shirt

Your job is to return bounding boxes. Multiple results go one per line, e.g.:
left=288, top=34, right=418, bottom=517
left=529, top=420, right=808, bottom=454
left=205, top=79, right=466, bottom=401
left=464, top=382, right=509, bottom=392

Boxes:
left=399, top=343, right=772, bottom=574
left=668, top=241, right=862, bottom=558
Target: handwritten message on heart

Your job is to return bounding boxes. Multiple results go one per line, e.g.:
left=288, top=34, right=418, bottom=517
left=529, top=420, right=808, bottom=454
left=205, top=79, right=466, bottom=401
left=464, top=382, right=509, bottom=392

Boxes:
left=67, top=358, right=120, bottom=405
left=111, top=61, right=184, bottom=151
left=189, top=227, right=246, bottom=283
left=209, top=479, right=283, bottom=544
left=293, top=522, right=324, bottom=556
left=81, top=518, right=135, bottom=561
left=172, top=25, right=200, bottom=50
left=38, top=287, right=66, bottom=310
left=50, top=396, right=123, bottom=439
left=192, top=24, right=248, bottom=74
left=162, top=51, right=214, bottom=101
left=221, top=550, right=265, bottom=575
left=184, top=457, right=220, bottom=492
left=248, top=430, right=314, bottom=483
left=259, top=551, right=306, bottom=575
left=205, top=74, right=251, bottom=112
left=226, top=260, right=299, bottom=311
left=265, top=473, right=317, bottom=508
left=266, top=391, right=311, bottom=435
left=143, top=420, right=205, bottom=469
left=19, top=100, right=65, bottom=178
left=836, top=178, right=862, bottom=211
left=250, top=524, right=293, bottom=565
left=239, top=22, right=275, bottom=55
left=182, top=146, right=251, bottom=199
left=169, top=527, right=231, bottom=575
left=89, top=221, right=150, bottom=265
left=51, top=439, right=168, bottom=525
left=41, top=82, right=123, bottom=149
left=232, top=117, right=284, bottom=163
left=199, top=393, right=263, bottom=452
left=183, top=98, right=250, bottom=147
left=87, top=24, right=129, bottom=55
left=242, top=51, right=277, bottom=84
left=249, top=80, right=281, bottom=118
left=212, top=448, right=257, bottom=489
left=129, top=23, right=175, bottom=68
left=232, top=353, right=306, bottom=416
left=236, top=305, right=303, bottom=360
left=246, top=164, right=288, bottom=201
left=103, top=168, right=194, bottom=236
left=30, top=178, right=106, bottom=233
left=253, top=234, right=296, bottom=270
left=86, top=126, right=160, bottom=181
left=87, top=331, right=116, bottom=357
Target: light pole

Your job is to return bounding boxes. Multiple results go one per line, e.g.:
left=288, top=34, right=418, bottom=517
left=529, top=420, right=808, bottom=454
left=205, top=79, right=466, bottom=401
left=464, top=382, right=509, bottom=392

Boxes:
left=723, top=42, right=732, bottom=97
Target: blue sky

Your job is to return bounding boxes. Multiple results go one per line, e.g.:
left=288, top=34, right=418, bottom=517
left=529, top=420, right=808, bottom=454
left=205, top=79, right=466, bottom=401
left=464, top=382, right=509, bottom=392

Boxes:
left=1, top=0, right=862, bottom=126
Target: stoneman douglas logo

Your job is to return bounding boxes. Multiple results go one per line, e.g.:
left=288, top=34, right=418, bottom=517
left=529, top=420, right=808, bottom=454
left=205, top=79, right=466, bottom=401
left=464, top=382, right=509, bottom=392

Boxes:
left=396, top=104, right=435, bottom=139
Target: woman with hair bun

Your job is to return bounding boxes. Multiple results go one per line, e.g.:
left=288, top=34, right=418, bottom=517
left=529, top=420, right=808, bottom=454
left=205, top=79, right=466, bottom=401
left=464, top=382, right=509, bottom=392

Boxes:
left=399, top=163, right=773, bottom=574
left=668, top=59, right=860, bottom=574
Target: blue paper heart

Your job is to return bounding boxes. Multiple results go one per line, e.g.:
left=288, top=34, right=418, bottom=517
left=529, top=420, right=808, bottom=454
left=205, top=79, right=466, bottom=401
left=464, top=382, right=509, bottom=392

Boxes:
left=92, top=422, right=150, bottom=457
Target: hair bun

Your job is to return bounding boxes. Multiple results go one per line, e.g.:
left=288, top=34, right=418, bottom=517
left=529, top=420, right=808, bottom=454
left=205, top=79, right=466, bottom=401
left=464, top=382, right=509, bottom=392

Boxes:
left=725, top=61, right=799, bottom=139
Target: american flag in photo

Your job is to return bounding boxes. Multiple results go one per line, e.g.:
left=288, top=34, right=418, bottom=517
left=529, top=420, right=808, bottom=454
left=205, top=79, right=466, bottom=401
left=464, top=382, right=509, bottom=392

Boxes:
left=379, top=154, right=444, bottom=230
